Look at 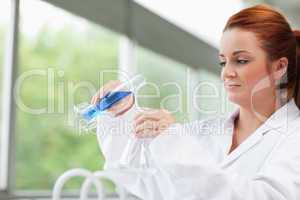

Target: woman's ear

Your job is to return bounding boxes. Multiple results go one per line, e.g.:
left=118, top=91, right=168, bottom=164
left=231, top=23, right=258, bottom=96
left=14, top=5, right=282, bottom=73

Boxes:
left=272, top=57, right=288, bottom=81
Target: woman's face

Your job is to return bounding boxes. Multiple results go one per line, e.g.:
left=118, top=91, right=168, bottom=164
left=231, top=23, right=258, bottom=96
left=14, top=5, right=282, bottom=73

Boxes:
left=219, top=28, right=274, bottom=108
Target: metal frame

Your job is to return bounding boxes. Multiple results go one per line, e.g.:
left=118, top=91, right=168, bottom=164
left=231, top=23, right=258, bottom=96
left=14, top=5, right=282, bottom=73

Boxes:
left=119, top=36, right=138, bottom=78
left=118, top=0, right=138, bottom=79
left=0, top=0, right=19, bottom=194
left=42, top=0, right=219, bottom=74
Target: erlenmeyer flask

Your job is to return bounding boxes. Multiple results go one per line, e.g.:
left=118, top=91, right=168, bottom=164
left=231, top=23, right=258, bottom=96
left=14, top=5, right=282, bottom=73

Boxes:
left=73, top=74, right=145, bottom=133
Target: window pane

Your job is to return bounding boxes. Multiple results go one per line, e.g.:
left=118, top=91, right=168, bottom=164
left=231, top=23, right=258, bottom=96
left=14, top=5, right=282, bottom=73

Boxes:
left=16, top=0, right=119, bottom=189
left=137, top=47, right=191, bottom=122
left=137, top=47, right=236, bottom=122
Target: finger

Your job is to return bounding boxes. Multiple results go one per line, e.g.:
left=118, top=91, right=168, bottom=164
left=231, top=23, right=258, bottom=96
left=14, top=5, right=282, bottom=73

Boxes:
left=91, top=95, right=98, bottom=105
left=157, top=119, right=172, bottom=131
left=91, top=81, right=121, bottom=104
left=91, top=91, right=104, bottom=105
left=134, top=115, right=160, bottom=128
left=91, top=92, right=106, bottom=105
left=134, top=111, right=162, bottom=124
left=134, top=112, right=143, bottom=121
left=134, top=120, right=159, bottom=133
left=108, top=94, right=133, bottom=110
left=108, top=95, right=134, bottom=116
left=133, top=108, right=158, bottom=121
left=134, top=127, right=160, bottom=138
left=98, top=81, right=120, bottom=99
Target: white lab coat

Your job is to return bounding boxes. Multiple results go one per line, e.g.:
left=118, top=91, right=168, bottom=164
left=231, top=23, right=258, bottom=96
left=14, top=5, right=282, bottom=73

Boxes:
left=96, top=99, right=300, bottom=200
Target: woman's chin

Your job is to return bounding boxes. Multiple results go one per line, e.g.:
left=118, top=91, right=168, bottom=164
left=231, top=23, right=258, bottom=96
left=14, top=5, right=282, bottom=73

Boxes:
left=228, top=94, right=248, bottom=106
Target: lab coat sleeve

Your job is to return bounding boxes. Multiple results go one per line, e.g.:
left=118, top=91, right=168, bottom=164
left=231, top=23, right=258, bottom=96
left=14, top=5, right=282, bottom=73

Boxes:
left=104, top=129, right=300, bottom=200
left=96, top=105, right=140, bottom=169
left=152, top=131, right=300, bottom=200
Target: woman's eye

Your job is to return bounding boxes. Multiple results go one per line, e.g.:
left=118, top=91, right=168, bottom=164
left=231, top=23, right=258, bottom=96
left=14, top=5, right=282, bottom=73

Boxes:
left=219, top=61, right=226, bottom=67
left=237, top=59, right=249, bottom=64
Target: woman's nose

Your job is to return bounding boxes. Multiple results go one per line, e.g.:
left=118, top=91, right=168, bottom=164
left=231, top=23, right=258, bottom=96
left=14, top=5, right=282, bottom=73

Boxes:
left=221, top=64, right=237, bottom=80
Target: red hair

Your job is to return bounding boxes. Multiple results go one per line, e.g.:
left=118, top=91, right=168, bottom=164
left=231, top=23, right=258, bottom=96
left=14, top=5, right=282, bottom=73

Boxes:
left=223, top=4, right=300, bottom=109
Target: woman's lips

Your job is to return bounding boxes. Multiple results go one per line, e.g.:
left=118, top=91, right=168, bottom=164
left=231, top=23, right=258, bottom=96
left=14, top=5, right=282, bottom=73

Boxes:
left=224, top=82, right=241, bottom=89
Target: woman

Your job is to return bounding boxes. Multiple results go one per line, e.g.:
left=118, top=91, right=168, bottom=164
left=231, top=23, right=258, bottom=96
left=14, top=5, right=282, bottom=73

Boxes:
left=93, top=4, right=300, bottom=199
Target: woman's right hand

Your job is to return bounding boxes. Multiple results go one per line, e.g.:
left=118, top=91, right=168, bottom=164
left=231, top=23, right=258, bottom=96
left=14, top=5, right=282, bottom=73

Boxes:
left=133, top=108, right=176, bottom=138
left=91, top=80, right=134, bottom=117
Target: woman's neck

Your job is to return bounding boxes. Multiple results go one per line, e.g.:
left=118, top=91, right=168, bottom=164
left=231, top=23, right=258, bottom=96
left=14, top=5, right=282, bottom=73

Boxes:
left=234, top=96, right=282, bottom=145
left=229, top=90, right=291, bottom=154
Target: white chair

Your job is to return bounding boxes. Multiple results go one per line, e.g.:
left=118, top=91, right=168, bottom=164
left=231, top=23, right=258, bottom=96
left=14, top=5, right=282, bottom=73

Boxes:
left=52, top=168, right=129, bottom=200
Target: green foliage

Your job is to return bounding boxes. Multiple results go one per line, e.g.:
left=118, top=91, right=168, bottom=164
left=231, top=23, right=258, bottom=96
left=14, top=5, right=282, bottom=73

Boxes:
left=14, top=24, right=119, bottom=189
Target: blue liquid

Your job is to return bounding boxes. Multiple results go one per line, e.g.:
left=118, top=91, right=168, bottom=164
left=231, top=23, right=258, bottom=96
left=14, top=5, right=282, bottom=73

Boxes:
left=82, top=91, right=132, bottom=121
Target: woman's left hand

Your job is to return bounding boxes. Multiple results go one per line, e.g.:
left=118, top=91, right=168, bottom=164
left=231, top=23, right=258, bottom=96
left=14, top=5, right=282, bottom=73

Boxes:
left=133, top=108, right=175, bottom=138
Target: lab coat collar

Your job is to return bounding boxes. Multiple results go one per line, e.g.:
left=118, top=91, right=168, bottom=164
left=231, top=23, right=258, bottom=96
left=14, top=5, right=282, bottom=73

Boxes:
left=224, top=98, right=300, bottom=136
left=220, top=98, right=299, bottom=167
left=263, top=98, right=300, bottom=134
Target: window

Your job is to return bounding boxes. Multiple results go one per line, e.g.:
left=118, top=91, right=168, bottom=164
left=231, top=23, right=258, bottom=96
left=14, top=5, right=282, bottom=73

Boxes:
left=15, top=0, right=119, bottom=190
left=136, top=47, right=236, bottom=122
left=137, top=47, right=191, bottom=122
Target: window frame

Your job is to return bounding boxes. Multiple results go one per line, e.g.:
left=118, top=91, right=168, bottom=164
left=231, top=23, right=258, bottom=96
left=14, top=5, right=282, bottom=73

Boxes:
left=0, top=0, right=19, bottom=195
